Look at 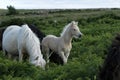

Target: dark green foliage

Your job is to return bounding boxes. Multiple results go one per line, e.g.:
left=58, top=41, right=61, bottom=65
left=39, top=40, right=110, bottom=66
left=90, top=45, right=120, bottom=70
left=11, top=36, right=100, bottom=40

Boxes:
left=0, top=9, right=120, bottom=80
left=6, top=5, right=18, bottom=15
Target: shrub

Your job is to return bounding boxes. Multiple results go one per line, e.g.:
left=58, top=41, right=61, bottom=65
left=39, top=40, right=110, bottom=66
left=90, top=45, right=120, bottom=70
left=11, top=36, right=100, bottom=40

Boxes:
left=6, top=5, right=18, bottom=15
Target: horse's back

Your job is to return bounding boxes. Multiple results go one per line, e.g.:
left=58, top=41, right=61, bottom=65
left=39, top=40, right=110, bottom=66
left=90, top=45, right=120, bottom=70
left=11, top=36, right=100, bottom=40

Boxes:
left=42, top=35, right=59, bottom=50
left=3, top=25, right=21, bottom=40
left=42, top=35, right=58, bottom=43
left=4, top=25, right=20, bottom=34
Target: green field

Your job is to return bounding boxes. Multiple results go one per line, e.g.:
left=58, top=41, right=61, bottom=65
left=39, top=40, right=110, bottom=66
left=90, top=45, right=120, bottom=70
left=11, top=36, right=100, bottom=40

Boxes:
left=0, top=9, right=120, bottom=80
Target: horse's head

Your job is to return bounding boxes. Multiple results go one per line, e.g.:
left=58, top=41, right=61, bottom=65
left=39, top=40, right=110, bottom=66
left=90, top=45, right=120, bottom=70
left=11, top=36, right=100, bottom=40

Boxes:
left=38, top=56, right=46, bottom=69
left=31, top=56, right=46, bottom=69
left=70, top=21, right=83, bottom=38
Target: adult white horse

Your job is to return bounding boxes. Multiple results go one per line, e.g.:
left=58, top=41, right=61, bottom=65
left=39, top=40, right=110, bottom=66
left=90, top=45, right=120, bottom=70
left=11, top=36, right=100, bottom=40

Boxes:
left=42, top=21, right=82, bottom=64
left=2, top=24, right=46, bottom=69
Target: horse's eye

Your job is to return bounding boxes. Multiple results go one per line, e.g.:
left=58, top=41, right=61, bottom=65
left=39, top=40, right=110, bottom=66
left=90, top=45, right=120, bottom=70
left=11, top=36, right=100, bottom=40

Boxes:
left=73, top=29, right=76, bottom=31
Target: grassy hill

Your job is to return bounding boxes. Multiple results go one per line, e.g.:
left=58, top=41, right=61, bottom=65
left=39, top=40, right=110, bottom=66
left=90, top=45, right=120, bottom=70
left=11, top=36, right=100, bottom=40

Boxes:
left=0, top=9, right=120, bottom=80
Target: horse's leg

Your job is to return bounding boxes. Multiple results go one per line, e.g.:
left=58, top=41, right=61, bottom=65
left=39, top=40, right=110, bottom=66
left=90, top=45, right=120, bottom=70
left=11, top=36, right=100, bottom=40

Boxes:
left=3, top=50, right=8, bottom=56
left=58, top=51, right=67, bottom=64
left=65, top=51, right=70, bottom=61
left=41, top=45, right=46, bottom=57
left=45, top=48, right=50, bottom=63
left=46, top=47, right=50, bottom=63
left=8, top=53, right=12, bottom=59
left=42, top=45, right=50, bottom=63
left=13, top=53, right=19, bottom=61
left=13, top=56, right=18, bottom=61
left=3, top=49, right=9, bottom=58
left=18, top=49, right=23, bottom=62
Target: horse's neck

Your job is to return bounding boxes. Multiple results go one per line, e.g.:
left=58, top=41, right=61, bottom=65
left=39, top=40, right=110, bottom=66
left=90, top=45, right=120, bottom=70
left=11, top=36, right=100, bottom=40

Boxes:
left=61, top=31, right=72, bottom=45
left=26, top=38, right=42, bottom=61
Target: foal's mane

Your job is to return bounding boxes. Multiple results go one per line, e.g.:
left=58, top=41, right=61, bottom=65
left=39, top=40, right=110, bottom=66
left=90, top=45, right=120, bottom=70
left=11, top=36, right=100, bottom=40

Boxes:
left=60, top=22, right=72, bottom=37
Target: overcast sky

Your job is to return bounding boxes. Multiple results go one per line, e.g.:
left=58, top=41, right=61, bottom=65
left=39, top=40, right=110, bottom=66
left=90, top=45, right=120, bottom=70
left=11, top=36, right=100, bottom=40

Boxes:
left=0, top=0, right=120, bottom=9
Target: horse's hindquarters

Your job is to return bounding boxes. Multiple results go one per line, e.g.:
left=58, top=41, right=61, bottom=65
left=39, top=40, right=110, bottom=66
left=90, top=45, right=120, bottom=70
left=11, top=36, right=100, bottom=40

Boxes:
left=2, top=26, right=21, bottom=58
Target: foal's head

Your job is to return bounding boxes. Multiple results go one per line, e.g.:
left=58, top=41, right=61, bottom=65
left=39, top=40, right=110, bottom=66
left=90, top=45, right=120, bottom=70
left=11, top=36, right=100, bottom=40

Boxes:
left=70, top=21, right=82, bottom=38
left=61, top=21, right=82, bottom=39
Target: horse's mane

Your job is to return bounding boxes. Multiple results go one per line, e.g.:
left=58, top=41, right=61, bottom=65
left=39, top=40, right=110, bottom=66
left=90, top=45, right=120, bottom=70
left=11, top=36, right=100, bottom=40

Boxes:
left=28, top=24, right=45, bottom=42
left=21, top=24, right=41, bottom=57
left=60, top=22, right=72, bottom=37
left=99, top=34, right=120, bottom=80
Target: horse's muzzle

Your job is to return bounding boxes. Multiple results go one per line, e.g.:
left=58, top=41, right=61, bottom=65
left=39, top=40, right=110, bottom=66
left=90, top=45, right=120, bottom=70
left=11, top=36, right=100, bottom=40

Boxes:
left=78, top=33, right=83, bottom=38
left=78, top=34, right=82, bottom=38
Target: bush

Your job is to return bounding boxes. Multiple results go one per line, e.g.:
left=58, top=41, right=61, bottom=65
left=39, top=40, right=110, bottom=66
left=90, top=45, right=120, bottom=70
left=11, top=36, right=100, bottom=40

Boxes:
left=6, top=5, right=18, bottom=15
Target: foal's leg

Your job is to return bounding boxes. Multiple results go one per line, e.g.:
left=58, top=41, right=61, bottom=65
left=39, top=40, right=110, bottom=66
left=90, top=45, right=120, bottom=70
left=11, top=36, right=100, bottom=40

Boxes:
left=42, top=45, right=50, bottom=63
left=58, top=51, right=67, bottom=64
left=65, top=51, right=70, bottom=61
left=46, top=47, right=50, bottom=63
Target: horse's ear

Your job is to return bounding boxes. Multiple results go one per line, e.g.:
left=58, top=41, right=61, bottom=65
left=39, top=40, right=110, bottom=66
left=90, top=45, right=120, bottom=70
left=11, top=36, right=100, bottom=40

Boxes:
left=35, top=56, right=39, bottom=60
left=71, top=21, right=75, bottom=26
left=71, top=21, right=78, bottom=26
left=76, top=22, right=78, bottom=25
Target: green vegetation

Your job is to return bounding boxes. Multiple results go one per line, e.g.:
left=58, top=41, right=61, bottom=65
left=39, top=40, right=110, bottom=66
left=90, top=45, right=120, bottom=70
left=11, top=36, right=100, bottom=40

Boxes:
left=0, top=8, right=120, bottom=80
left=6, top=5, right=19, bottom=15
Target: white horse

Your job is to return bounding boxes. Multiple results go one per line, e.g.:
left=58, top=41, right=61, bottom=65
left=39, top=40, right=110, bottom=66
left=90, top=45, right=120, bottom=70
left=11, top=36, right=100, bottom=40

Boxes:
left=41, top=21, right=82, bottom=64
left=2, top=24, right=46, bottom=69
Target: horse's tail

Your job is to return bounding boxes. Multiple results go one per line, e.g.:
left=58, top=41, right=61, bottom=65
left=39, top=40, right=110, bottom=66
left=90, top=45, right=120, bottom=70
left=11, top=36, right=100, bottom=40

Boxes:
left=0, top=27, right=6, bottom=50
